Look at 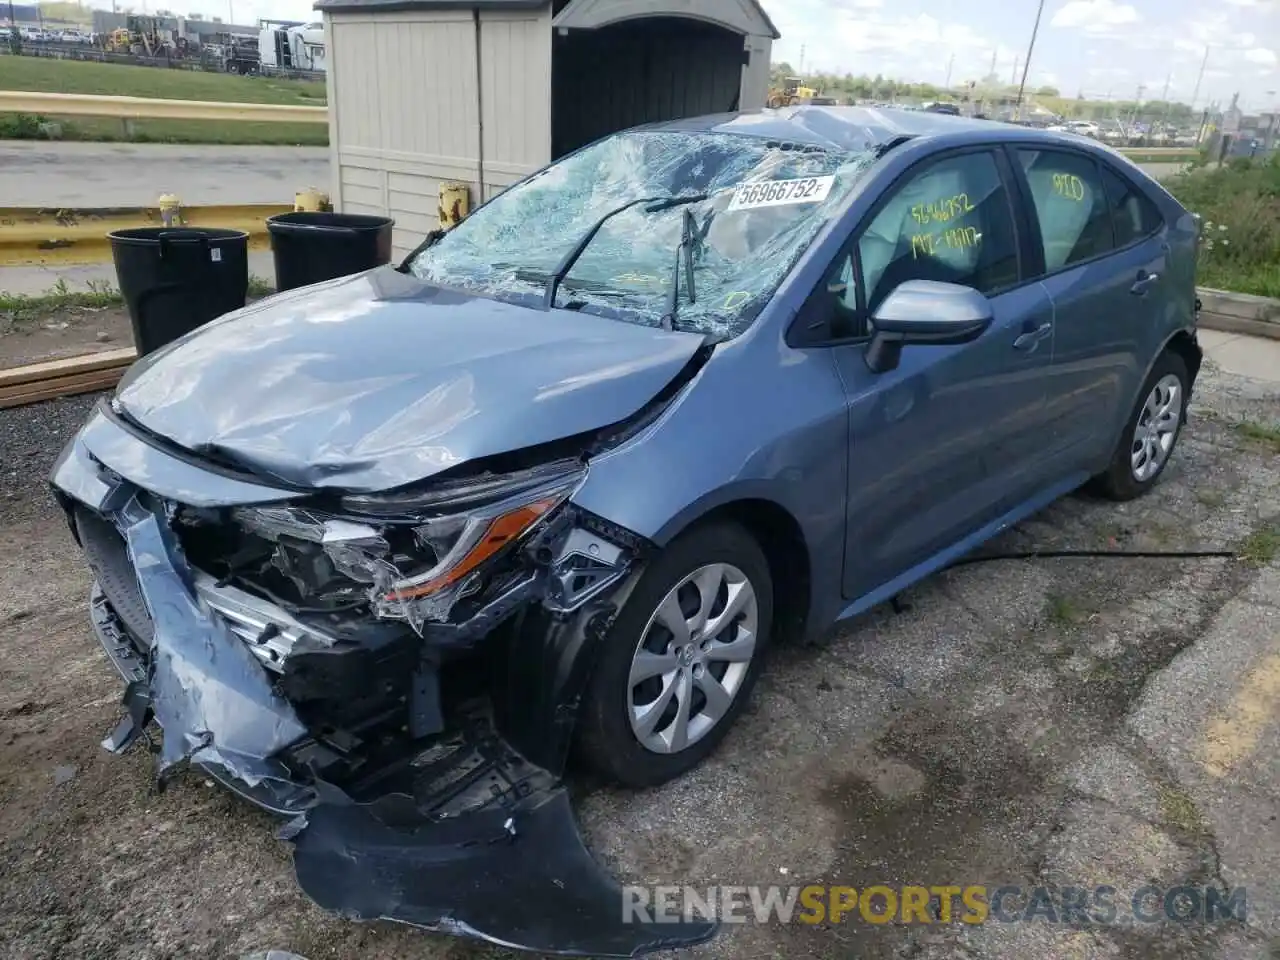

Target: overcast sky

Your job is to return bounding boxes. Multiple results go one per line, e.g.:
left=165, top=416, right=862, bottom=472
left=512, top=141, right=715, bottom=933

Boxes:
left=121, top=0, right=1278, bottom=110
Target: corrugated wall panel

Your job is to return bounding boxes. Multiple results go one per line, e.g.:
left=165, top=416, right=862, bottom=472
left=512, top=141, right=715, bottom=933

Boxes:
left=479, top=8, right=552, bottom=201
left=328, top=9, right=484, bottom=253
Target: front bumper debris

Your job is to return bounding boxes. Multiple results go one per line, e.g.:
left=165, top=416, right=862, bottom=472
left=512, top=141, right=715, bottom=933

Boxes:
left=52, top=412, right=719, bottom=956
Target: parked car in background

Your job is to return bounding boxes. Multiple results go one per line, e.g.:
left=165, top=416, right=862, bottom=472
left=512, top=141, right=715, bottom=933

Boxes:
left=1097, top=123, right=1129, bottom=144
left=52, top=106, right=1201, bottom=958
left=1048, top=119, right=1102, bottom=137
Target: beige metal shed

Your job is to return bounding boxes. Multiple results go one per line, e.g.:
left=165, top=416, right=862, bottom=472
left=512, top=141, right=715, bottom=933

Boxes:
left=314, top=0, right=779, bottom=258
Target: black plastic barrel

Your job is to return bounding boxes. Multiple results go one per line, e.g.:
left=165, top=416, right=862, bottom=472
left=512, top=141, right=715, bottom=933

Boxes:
left=266, top=211, right=395, bottom=292
left=108, top=227, right=249, bottom=356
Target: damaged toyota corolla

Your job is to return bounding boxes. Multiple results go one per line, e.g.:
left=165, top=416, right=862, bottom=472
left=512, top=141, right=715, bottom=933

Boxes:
left=51, top=107, right=1201, bottom=956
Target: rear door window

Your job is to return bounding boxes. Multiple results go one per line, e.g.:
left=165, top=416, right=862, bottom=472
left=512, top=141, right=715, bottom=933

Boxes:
left=1099, top=165, right=1164, bottom=246
left=1017, top=149, right=1114, bottom=272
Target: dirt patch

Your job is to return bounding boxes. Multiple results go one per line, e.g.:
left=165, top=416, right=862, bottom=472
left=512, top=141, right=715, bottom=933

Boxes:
left=0, top=304, right=134, bottom=369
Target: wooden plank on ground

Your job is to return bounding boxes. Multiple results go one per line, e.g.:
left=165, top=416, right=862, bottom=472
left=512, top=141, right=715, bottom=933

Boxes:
left=0, top=367, right=127, bottom=406
left=0, top=348, right=137, bottom=390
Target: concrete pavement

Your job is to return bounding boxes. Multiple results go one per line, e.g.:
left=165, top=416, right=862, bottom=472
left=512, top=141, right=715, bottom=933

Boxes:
left=0, top=141, right=330, bottom=207
left=1200, top=328, right=1280, bottom=383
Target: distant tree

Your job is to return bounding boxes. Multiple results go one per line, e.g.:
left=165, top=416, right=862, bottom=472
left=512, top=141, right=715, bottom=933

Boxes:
left=1035, top=85, right=1060, bottom=97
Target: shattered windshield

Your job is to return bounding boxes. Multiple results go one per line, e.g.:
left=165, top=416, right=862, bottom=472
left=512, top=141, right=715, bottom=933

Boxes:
left=408, top=131, right=874, bottom=338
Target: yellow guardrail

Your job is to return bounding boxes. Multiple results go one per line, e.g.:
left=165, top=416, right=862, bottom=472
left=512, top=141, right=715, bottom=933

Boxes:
left=0, top=90, right=328, bottom=124
left=0, top=204, right=294, bottom=266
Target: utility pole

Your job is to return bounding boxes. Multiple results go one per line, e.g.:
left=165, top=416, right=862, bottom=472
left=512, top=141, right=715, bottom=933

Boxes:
left=1159, top=72, right=1172, bottom=135
left=944, top=53, right=954, bottom=90
left=1014, top=0, right=1048, bottom=120
left=1189, top=45, right=1210, bottom=109
left=799, top=43, right=806, bottom=75
left=1011, top=56, right=1019, bottom=87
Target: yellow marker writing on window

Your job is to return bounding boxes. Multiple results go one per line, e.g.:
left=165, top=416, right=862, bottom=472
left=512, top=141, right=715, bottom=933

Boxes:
left=723, top=291, right=752, bottom=310
left=910, top=193, right=975, bottom=225
left=1051, top=173, right=1085, bottom=202
left=910, top=226, right=980, bottom=258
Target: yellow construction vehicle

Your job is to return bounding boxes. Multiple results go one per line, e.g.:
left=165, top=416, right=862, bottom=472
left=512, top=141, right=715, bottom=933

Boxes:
left=106, top=16, right=172, bottom=57
left=767, top=77, right=823, bottom=108
left=105, top=26, right=132, bottom=53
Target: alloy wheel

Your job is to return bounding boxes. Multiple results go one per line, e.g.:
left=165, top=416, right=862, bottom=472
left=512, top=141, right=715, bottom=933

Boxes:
left=627, top=562, right=759, bottom=754
left=1131, top=373, right=1183, bottom=483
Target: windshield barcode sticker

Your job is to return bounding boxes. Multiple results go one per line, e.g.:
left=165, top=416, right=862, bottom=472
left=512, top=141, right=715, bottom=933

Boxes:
left=727, top=175, right=836, bottom=212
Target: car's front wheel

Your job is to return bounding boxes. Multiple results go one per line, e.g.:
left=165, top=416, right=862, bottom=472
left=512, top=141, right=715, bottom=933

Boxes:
left=1090, top=349, right=1189, bottom=500
left=577, top=521, right=772, bottom=788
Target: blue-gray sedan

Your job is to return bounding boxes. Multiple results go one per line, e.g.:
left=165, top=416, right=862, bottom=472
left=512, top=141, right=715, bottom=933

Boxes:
left=50, top=106, right=1201, bottom=956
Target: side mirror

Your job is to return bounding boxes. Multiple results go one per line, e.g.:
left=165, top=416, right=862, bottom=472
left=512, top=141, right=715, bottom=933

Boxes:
left=864, top=280, right=993, bottom=373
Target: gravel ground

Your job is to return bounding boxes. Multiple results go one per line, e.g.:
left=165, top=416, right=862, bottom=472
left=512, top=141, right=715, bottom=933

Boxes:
left=2, top=360, right=1279, bottom=960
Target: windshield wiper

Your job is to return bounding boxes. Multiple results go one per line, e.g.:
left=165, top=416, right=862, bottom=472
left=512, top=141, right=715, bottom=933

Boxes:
left=543, top=193, right=708, bottom=309
left=659, top=207, right=713, bottom=332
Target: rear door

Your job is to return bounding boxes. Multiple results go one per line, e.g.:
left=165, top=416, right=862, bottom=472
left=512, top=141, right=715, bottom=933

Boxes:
left=804, top=147, right=1058, bottom=600
left=1011, top=147, right=1165, bottom=467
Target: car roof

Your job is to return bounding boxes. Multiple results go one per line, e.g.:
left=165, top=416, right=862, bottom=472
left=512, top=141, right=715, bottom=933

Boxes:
left=638, top=105, right=1121, bottom=158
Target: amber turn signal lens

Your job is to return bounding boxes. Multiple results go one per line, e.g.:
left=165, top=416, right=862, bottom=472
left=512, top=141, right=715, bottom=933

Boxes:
left=383, top=498, right=558, bottom=601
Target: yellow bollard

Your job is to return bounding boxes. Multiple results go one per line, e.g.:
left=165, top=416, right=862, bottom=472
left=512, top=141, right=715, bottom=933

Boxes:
left=294, top=188, right=332, bottom=213
left=438, top=182, right=471, bottom=230
left=158, top=193, right=184, bottom=227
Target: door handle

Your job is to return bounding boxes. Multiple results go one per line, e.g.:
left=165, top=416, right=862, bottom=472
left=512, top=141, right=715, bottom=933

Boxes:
left=1130, top=270, right=1160, bottom=295
left=1013, top=322, right=1052, bottom=351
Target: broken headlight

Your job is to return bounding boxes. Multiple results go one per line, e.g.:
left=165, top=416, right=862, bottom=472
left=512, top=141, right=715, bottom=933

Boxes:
left=339, top=459, right=586, bottom=606
left=225, top=460, right=585, bottom=630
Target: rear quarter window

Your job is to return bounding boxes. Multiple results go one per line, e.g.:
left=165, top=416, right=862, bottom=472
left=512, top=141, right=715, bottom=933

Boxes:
left=1099, top=166, right=1163, bottom=246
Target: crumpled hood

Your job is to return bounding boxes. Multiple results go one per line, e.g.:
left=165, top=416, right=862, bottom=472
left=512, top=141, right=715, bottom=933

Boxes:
left=113, top=266, right=706, bottom=491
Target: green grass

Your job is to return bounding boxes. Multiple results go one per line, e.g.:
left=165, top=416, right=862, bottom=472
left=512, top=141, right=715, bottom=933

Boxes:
left=0, top=278, right=122, bottom=325
left=1195, top=489, right=1227, bottom=509
left=1234, top=420, right=1280, bottom=453
left=0, top=55, right=326, bottom=105
left=1158, top=784, right=1206, bottom=836
left=246, top=275, right=276, bottom=297
left=1165, top=154, right=1280, bottom=300
left=0, top=56, right=328, bottom=145
left=1240, top=525, right=1280, bottom=567
left=2, top=114, right=329, bottom=146
left=1, top=275, right=275, bottom=325
left=1044, top=593, right=1085, bottom=626
left=1199, top=262, right=1280, bottom=300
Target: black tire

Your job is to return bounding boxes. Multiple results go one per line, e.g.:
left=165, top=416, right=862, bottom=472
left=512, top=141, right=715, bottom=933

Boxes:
left=1089, top=349, right=1190, bottom=501
left=576, top=521, right=773, bottom=788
